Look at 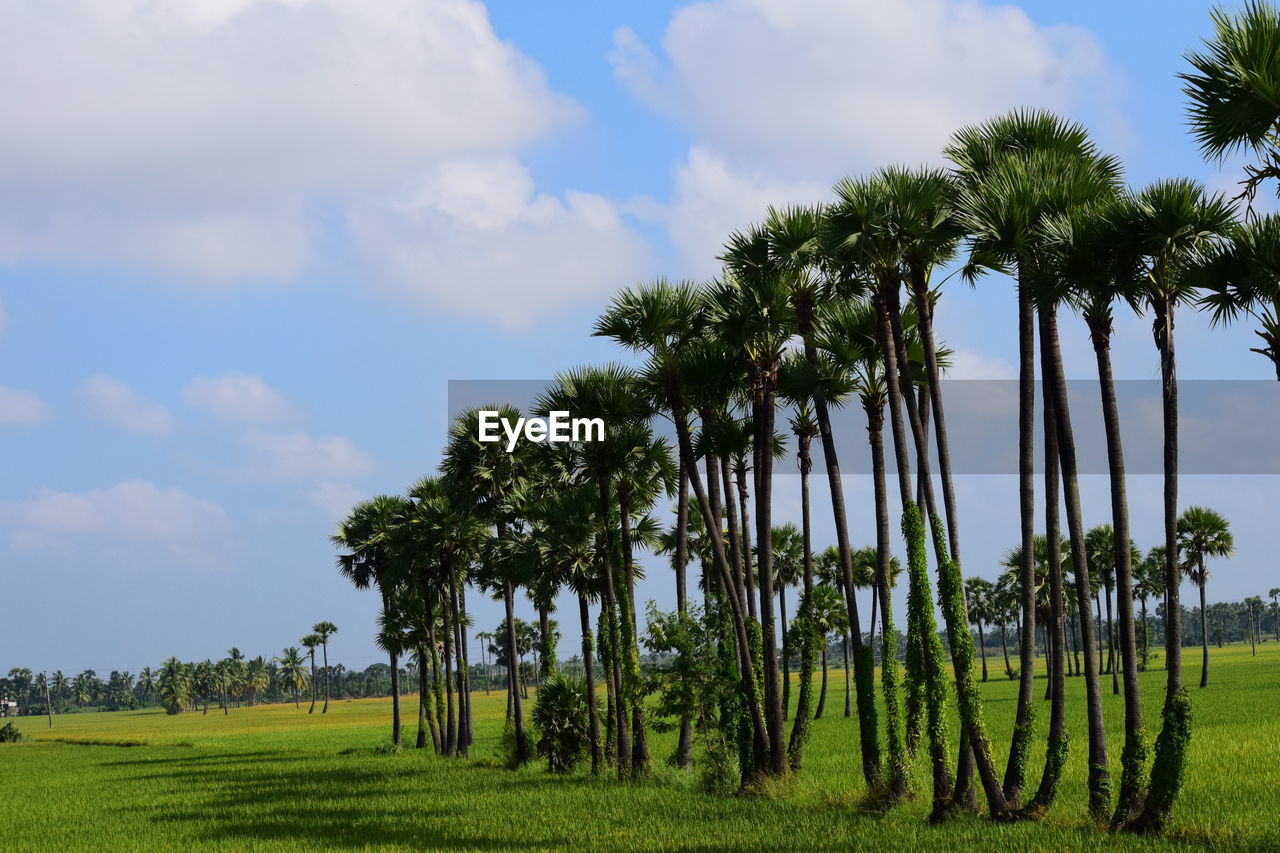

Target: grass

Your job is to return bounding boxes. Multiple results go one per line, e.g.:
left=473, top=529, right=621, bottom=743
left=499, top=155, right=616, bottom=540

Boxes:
left=2, top=642, right=1278, bottom=851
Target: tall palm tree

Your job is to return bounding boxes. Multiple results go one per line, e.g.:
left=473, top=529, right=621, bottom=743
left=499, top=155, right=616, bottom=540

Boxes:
left=1119, top=179, right=1237, bottom=834
left=1177, top=506, right=1235, bottom=688
left=300, top=634, right=321, bottom=714
left=948, top=110, right=1118, bottom=812
left=312, top=622, right=338, bottom=713
left=964, top=578, right=995, bottom=683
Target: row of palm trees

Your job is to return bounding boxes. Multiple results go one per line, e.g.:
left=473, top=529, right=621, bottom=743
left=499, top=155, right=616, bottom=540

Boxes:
left=332, top=5, right=1280, bottom=836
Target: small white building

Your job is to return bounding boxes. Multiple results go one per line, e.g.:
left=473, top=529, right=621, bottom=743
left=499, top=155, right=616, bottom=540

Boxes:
left=0, top=696, right=19, bottom=717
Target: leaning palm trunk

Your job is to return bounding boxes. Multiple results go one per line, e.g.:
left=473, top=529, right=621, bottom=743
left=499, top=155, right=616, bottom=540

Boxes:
left=1128, top=297, right=1191, bottom=835
left=670, top=406, right=771, bottom=779
left=1043, top=310, right=1111, bottom=817
left=1005, top=278, right=1038, bottom=807
left=794, top=310, right=881, bottom=789
left=876, top=288, right=952, bottom=814
left=890, top=281, right=1010, bottom=818
left=579, top=594, right=603, bottom=774
left=1026, top=335, right=1068, bottom=818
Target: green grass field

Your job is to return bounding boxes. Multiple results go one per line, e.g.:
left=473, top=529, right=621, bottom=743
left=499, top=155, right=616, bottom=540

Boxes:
left=4, top=643, right=1278, bottom=852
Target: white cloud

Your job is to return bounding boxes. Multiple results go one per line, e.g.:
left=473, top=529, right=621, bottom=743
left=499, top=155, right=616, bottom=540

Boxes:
left=183, top=373, right=297, bottom=422
left=612, top=0, right=1119, bottom=177
left=350, top=155, right=653, bottom=327
left=0, top=386, right=50, bottom=425
left=628, top=146, right=826, bottom=277
left=0, top=479, right=231, bottom=568
left=79, top=373, right=173, bottom=435
left=0, top=0, right=577, bottom=282
left=241, top=429, right=372, bottom=480
left=945, top=347, right=1017, bottom=380
left=309, top=480, right=364, bottom=522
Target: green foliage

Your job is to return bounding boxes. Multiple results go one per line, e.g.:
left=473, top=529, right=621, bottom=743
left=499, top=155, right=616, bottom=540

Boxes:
left=1131, top=690, right=1193, bottom=835
left=901, top=502, right=951, bottom=790
left=532, top=674, right=592, bottom=773
left=0, top=721, right=22, bottom=743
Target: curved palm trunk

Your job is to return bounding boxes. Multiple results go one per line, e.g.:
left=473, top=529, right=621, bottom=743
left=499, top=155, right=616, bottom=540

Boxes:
left=890, top=281, right=1008, bottom=818
left=794, top=314, right=880, bottom=787
left=1005, top=277, right=1038, bottom=806
left=670, top=405, right=770, bottom=780
left=321, top=642, right=330, bottom=713
left=1092, top=310, right=1147, bottom=825
left=815, top=646, right=829, bottom=719
left=579, top=594, right=602, bottom=775
left=1130, top=297, right=1190, bottom=835
left=876, top=288, right=952, bottom=814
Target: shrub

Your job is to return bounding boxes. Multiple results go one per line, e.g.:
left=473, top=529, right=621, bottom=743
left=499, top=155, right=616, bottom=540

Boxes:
left=0, top=721, right=22, bottom=743
left=532, top=673, right=591, bottom=773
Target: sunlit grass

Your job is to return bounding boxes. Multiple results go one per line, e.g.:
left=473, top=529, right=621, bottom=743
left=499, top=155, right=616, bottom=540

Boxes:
left=2, top=642, right=1277, bottom=851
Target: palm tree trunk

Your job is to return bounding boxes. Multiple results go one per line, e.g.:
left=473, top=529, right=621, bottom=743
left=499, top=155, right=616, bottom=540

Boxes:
left=308, top=653, right=317, bottom=714
left=1090, top=313, right=1141, bottom=824
left=619, top=488, right=650, bottom=775
left=442, top=589, right=457, bottom=757
left=1027, top=352, right=1068, bottom=818
left=753, top=380, right=787, bottom=777
left=735, top=463, right=758, bottom=623
left=669, top=405, right=770, bottom=781
left=978, top=621, right=988, bottom=682
left=322, top=641, right=330, bottom=713
left=815, top=647, right=828, bottom=720
left=417, top=644, right=435, bottom=751
left=1130, top=297, right=1189, bottom=834
left=794, top=316, right=880, bottom=786
left=449, top=568, right=469, bottom=756
left=579, top=594, right=602, bottom=775
left=389, top=649, right=402, bottom=748
left=674, top=460, right=694, bottom=769
left=876, top=286, right=951, bottom=812
left=1198, top=580, right=1209, bottom=688
left=501, top=578, right=529, bottom=765
left=1000, top=624, right=1013, bottom=680
left=1042, top=308, right=1110, bottom=818
left=720, top=457, right=748, bottom=618
left=842, top=634, right=851, bottom=718
left=866, top=395, right=907, bottom=794
left=891, top=279, right=1006, bottom=817
left=788, top=430, right=817, bottom=769
left=780, top=587, right=790, bottom=720
left=594, top=471, right=630, bottom=774
left=1005, top=276, right=1038, bottom=807
left=458, top=583, right=473, bottom=747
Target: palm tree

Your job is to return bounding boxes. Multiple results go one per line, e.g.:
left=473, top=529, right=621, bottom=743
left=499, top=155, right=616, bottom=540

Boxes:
left=1271, top=588, right=1280, bottom=641
left=964, top=578, right=995, bottom=683
left=1177, top=506, right=1235, bottom=688
left=808, top=583, right=846, bottom=721
left=1135, top=547, right=1165, bottom=671
left=277, top=647, right=309, bottom=708
left=1119, top=180, right=1237, bottom=834
left=1181, top=1, right=1280, bottom=207
left=300, top=634, right=321, bottom=714
left=312, top=622, right=338, bottom=713
left=770, top=522, right=803, bottom=723
left=1198, top=215, right=1280, bottom=378
left=949, top=111, right=1125, bottom=814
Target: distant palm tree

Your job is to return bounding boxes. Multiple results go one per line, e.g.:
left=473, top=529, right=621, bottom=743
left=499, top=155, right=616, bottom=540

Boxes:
left=964, top=578, right=995, bottom=683
left=277, top=647, right=308, bottom=708
left=312, top=622, right=338, bottom=713
left=1177, top=506, right=1235, bottom=688
left=1270, top=588, right=1280, bottom=641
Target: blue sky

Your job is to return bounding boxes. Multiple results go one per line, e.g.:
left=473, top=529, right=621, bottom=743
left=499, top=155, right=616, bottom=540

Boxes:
left=2, top=0, right=1276, bottom=675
